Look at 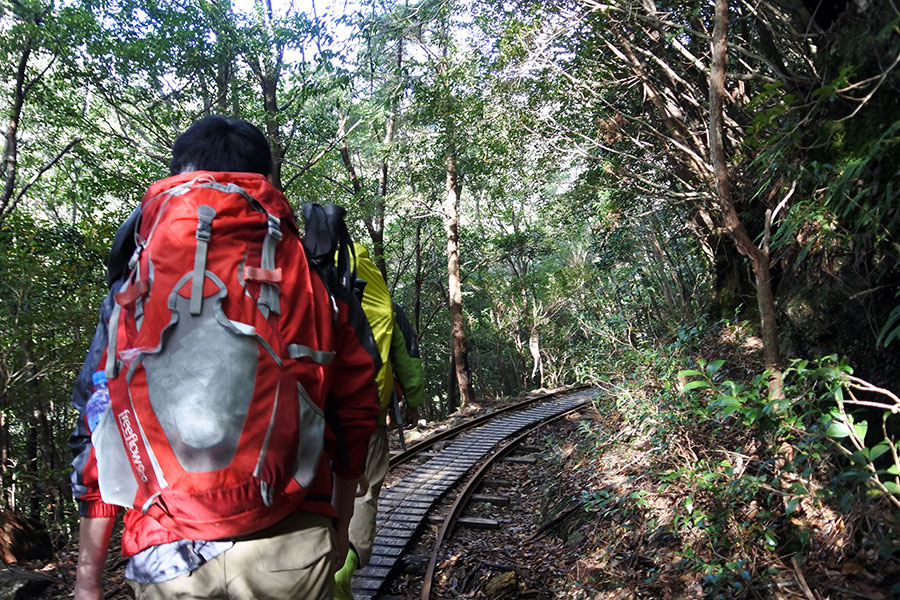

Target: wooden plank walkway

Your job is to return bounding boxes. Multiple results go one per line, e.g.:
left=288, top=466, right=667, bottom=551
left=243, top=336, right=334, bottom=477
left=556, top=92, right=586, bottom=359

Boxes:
left=351, top=389, right=595, bottom=599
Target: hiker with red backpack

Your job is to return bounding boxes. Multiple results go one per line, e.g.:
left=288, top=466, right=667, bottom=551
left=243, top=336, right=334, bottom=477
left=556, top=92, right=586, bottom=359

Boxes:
left=70, top=116, right=379, bottom=600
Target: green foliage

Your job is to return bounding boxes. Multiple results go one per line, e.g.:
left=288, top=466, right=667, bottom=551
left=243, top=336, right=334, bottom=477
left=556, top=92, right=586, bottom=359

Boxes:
left=680, top=353, right=900, bottom=512
left=0, top=210, right=112, bottom=521
left=566, top=317, right=899, bottom=596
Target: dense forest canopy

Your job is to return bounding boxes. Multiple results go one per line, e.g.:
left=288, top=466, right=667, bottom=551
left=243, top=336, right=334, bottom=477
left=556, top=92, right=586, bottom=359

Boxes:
left=0, top=0, right=898, bottom=569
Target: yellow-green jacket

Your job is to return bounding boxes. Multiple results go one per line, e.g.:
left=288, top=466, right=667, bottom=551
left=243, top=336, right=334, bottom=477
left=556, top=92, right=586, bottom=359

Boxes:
left=352, top=244, right=424, bottom=423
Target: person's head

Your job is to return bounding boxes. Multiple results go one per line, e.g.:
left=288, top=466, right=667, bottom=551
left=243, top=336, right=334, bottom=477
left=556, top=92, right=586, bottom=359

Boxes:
left=169, top=115, right=273, bottom=177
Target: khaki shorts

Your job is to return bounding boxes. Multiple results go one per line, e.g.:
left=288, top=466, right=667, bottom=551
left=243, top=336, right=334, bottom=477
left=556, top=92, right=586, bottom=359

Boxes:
left=131, top=512, right=335, bottom=600
left=348, top=425, right=390, bottom=567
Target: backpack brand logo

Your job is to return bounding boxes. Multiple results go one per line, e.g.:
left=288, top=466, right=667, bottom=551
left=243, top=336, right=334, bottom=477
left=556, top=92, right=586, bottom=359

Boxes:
left=117, top=409, right=150, bottom=483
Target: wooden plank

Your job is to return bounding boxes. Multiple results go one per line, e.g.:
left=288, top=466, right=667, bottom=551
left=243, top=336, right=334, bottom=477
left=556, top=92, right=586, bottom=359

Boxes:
left=351, top=577, right=384, bottom=591
left=481, top=478, right=515, bottom=488
left=517, top=445, right=542, bottom=453
left=367, top=554, right=398, bottom=568
left=457, top=516, right=500, bottom=530
left=371, top=544, right=404, bottom=557
left=357, top=566, right=392, bottom=579
left=470, top=493, right=510, bottom=506
left=504, top=455, right=537, bottom=464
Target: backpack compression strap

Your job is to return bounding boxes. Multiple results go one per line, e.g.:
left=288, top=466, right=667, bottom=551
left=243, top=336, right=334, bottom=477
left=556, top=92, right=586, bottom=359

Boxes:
left=192, top=178, right=283, bottom=319
left=190, top=205, right=216, bottom=315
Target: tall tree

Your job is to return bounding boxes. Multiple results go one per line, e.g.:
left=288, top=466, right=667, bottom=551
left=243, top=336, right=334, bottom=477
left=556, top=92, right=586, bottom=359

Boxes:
left=708, top=0, right=782, bottom=397
left=0, top=1, right=81, bottom=225
left=333, top=0, right=416, bottom=277
left=481, top=0, right=891, bottom=386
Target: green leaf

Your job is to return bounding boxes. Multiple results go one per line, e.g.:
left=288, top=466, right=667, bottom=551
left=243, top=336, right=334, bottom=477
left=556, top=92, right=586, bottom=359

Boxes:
left=878, top=303, right=900, bottom=347
left=883, top=481, right=900, bottom=494
left=684, top=496, right=694, bottom=514
left=705, top=359, right=725, bottom=377
left=887, top=464, right=900, bottom=476
left=826, top=421, right=852, bottom=438
left=870, top=443, right=891, bottom=461
left=678, top=369, right=705, bottom=378
left=834, top=386, right=844, bottom=402
left=682, top=380, right=712, bottom=392
left=786, top=498, right=801, bottom=515
left=714, top=396, right=742, bottom=417
left=853, top=421, right=868, bottom=440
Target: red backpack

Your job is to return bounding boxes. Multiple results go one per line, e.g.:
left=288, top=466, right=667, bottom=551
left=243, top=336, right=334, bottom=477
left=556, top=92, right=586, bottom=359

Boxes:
left=91, top=171, right=336, bottom=540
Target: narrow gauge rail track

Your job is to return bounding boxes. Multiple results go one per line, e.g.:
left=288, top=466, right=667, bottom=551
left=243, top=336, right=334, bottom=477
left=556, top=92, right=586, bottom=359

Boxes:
left=389, top=385, right=589, bottom=469
left=419, top=406, right=584, bottom=600
left=352, top=387, right=596, bottom=599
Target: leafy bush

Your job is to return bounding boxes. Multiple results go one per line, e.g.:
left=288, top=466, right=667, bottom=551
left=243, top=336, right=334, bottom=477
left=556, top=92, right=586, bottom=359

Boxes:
left=680, top=355, right=900, bottom=511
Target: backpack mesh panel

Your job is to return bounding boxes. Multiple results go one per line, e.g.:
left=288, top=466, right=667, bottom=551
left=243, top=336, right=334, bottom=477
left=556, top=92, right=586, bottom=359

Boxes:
left=143, top=292, right=257, bottom=473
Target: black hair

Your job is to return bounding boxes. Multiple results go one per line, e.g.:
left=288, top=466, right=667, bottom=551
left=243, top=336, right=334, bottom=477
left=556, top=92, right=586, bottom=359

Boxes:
left=169, top=115, right=273, bottom=176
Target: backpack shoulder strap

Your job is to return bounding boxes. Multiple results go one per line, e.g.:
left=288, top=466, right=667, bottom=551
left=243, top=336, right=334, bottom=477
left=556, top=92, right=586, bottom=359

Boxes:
left=301, top=202, right=369, bottom=469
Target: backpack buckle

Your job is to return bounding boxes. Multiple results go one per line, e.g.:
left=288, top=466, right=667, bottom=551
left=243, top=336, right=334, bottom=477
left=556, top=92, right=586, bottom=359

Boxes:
left=127, top=245, right=143, bottom=271
left=266, top=214, right=282, bottom=241
left=196, top=205, right=216, bottom=242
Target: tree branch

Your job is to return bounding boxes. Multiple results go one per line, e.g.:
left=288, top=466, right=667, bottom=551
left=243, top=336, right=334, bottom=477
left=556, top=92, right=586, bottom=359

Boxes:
left=12, top=138, right=82, bottom=210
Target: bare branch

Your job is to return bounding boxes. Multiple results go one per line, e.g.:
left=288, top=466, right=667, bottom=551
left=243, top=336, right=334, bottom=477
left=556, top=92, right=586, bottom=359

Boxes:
left=11, top=138, right=82, bottom=209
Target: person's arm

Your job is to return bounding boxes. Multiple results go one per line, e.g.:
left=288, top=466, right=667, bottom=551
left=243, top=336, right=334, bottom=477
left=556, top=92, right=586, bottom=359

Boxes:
left=327, top=284, right=379, bottom=473
left=71, top=211, right=136, bottom=600
left=74, top=516, right=115, bottom=600
left=389, top=303, right=425, bottom=422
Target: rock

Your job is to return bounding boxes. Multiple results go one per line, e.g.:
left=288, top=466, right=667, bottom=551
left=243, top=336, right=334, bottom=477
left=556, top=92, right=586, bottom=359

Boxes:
left=483, top=570, right=517, bottom=598
left=0, top=512, right=52, bottom=563
left=0, top=568, right=55, bottom=600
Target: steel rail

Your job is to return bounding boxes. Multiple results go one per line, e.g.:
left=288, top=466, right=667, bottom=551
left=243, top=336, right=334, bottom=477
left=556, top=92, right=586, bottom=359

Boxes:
left=419, top=405, right=585, bottom=600
left=389, top=385, right=588, bottom=469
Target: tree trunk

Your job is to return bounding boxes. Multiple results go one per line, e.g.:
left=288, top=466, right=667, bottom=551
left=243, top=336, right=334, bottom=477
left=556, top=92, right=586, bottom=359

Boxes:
left=647, top=232, right=678, bottom=313
left=446, top=352, right=458, bottom=416
left=338, top=116, right=363, bottom=196
left=20, top=334, right=41, bottom=516
left=0, top=30, right=33, bottom=225
left=414, top=219, right=423, bottom=334
left=213, top=1, right=233, bottom=115
left=0, top=391, right=8, bottom=510
left=528, top=327, right=543, bottom=389
left=444, top=149, right=475, bottom=408
left=26, top=409, right=39, bottom=516
left=651, top=216, right=690, bottom=312
left=689, top=208, right=748, bottom=316
left=367, top=36, right=404, bottom=280
left=249, top=0, right=284, bottom=190
left=260, top=72, right=284, bottom=190
left=710, top=0, right=783, bottom=399
left=214, top=52, right=232, bottom=115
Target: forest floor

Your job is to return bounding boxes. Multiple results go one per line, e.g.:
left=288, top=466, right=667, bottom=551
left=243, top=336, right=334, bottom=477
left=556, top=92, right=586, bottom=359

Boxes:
left=14, top=368, right=900, bottom=599
left=386, top=393, right=900, bottom=599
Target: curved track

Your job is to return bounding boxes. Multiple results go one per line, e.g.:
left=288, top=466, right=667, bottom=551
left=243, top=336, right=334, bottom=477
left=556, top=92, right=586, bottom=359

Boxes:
left=388, top=387, right=588, bottom=469
left=351, top=387, right=597, bottom=599
left=419, top=405, right=584, bottom=599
